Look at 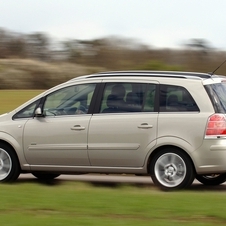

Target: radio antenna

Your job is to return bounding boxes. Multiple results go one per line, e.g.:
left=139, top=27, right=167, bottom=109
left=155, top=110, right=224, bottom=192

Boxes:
left=210, top=59, right=226, bottom=76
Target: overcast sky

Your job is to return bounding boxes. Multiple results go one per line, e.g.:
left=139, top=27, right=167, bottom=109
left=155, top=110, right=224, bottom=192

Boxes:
left=1, top=0, right=226, bottom=49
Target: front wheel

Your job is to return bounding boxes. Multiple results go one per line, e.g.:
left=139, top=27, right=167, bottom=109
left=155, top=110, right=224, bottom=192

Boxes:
left=0, top=144, right=20, bottom=182
left=150, top=148, right=194, bottom=191
left=196, top=174, right=226, bottom=186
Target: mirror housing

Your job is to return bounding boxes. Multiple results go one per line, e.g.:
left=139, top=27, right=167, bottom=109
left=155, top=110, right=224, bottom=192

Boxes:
left=35, top=107, right=44, bottom=117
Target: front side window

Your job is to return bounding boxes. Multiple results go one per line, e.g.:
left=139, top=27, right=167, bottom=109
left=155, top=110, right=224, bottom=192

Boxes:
left=100, top=82, right=156, bottom=113
left=43, top=83, right=96, bottom=116
left=159, top=84, right=199, bottom=112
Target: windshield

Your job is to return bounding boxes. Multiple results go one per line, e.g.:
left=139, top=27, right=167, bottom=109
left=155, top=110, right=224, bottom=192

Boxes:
left=205, top=82, right=226, bottom=113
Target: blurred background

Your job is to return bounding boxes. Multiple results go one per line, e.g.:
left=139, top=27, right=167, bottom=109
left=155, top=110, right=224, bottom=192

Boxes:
left=1, top=0, right=226, bottom=89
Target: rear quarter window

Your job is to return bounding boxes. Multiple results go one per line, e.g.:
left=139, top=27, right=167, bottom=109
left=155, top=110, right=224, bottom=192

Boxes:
left=205, top=82, right=226, bottom=113
left=159, top=84, right=199, bottom=112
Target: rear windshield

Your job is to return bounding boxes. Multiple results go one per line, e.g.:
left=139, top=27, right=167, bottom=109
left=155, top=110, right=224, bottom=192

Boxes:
left=205, top=82, right=226, bottom=113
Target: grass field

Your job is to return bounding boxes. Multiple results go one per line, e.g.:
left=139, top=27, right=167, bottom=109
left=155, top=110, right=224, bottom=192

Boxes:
left=1, top=90, right=226, bottom=225
left=1, top=181, right=226, bottom=226
left=0, top=90, right=43, bottom=114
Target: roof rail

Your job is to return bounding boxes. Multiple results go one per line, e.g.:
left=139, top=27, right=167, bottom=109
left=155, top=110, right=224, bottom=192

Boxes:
left=99, top=70, right=211, bottom=78
left=70, top=70, right=212, bottom=81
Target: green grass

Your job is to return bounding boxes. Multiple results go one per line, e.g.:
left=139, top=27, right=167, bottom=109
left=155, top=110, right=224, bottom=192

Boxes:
left=0, top=90, right=43, bottom=114
left=0, top=181, right=226, bottom=226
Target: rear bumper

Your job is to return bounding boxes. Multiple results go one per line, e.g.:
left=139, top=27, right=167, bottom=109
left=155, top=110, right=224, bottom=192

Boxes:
left=192, top=139, right=226, bottom=174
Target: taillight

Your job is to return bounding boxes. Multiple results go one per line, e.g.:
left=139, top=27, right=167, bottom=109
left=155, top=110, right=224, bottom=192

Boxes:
left=206, top=114, right=226, bottom=136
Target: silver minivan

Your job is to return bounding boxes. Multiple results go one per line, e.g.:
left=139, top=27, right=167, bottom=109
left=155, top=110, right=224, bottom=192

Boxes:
left=1, top=71, right=226, bottom=190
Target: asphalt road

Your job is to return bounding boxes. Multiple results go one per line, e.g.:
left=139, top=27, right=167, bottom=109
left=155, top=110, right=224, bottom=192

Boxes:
left=18, top=174, right=226, bottom=191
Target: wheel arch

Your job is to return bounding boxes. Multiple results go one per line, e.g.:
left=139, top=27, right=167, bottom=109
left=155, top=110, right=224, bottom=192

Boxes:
left=0, top=139, right=21, bottom=171
left=146, top=145, right=196, bottom=174
left=0, top=131, right=30, bottom=171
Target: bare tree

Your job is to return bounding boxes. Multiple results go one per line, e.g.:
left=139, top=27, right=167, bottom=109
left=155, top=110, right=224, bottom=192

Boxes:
left=25, top=32, right=50, bottom=61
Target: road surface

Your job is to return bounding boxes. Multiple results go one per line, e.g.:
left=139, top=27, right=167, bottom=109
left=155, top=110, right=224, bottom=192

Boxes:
left=18, top=174, right=226, bottom=191
left=19, top=174, right=154, bottom=184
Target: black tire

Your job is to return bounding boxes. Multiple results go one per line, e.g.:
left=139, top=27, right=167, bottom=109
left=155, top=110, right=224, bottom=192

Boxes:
left=0, top=143, right=20, bottom=182
left=196, top=174, right=226, bottom=186
left=32, top=172, right=60, bottom=180
left=150, top=148, right=195, bottom=191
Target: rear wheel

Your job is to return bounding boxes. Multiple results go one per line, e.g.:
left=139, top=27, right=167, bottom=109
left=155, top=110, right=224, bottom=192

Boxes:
left=196, top=174, right=226, bottom=186
left=0, top=144, right=20, bottom=182
left=32, top=172, right=60, bottom=180
left=150, top=148, right=194, bottom=191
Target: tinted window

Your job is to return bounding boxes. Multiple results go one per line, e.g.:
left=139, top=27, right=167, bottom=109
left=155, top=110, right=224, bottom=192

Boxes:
left=100, top=83, right=156, bottom=113
left=43, top=83, right=96, bottom=116
left=205, top=82, right=226, bottom=113
left=159, top=84, right=199, bottom=112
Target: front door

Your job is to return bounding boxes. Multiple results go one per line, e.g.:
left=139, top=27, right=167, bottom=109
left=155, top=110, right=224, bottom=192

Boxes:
left=23, top=83, right=97, bottom=166
left=23, top=115, right=91, bottom=166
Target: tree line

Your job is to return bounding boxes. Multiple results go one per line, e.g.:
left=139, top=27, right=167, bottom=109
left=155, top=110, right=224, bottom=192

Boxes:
left=0, top=28, right=226, bottom=89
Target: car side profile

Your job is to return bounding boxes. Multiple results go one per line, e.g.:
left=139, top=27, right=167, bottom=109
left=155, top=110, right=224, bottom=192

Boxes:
left=1, top=70, right=226, bottom=190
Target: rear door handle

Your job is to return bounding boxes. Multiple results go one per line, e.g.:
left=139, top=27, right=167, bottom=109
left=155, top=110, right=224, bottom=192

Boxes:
left=71, top=125, right=85, bottom=130
left=138, top=123, right=153, bottom=129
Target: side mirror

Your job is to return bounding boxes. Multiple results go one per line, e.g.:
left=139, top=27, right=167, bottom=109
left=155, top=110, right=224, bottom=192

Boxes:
left=35, top=107, right=44, bottom=117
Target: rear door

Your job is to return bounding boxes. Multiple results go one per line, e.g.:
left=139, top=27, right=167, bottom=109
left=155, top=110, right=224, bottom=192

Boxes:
left=88, top=80, right=158, bottom=167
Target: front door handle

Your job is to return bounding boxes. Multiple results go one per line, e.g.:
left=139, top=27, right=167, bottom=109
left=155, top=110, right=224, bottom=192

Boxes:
left=138, top=123, right=153, bottom=129
left=71, top=125, right=85, bottom=130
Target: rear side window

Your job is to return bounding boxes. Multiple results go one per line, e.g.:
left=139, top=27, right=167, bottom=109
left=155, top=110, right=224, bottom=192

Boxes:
left=99, top=83, right=156, bottom=113
left=205, top=82, right=226, bottom=113
left=159, top=84, right=199, bottom=112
